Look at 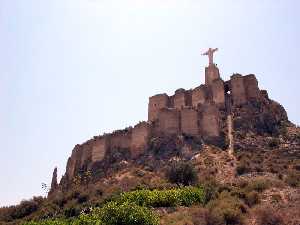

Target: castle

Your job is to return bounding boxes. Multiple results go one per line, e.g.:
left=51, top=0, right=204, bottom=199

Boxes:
left=56, top=49, right=287, bottom=188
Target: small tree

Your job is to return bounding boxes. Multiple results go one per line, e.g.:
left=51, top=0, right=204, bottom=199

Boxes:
left=166, top=161, right=198, bottom=186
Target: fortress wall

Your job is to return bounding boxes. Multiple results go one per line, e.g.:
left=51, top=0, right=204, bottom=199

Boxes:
left=230, top=74, right=247, bottom=106
left=185, top=90, right=193, bottom=106
left=199, top=104, right=220, bottom=137
left=181, top=108, right=199, bottom=136
left=173, top=89, right=193, bottom=109
left=192, top=85, right=207, bottom=108
left=244, top=74, right=260, bottom=100
left=211, top=79, right=225, bottom=106
left=157, top=108, right=180, bottom=135
left=174, top=89, right=187, bottom=109
left=109, top=130, right=132, bottom=150
left=131, top=122, right=151, bottom=157
left=148, top=94, right=169, bottom=121
left=91, top=137, right=108, bottom=162
left=205, top=64, right=220, bottom=85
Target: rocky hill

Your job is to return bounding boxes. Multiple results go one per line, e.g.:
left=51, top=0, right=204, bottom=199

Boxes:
left=1, top=57, right=299, bottom=225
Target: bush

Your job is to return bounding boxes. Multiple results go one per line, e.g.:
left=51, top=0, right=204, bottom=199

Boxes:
left=245, top=178, right=269, bottom=192
left=10, top=198, right=40, bottom=220
left=166, top=161, right=198, bottom=186
left=245, top=191, right=259, bottom=207
left=118, top=187, right=205, bottom=207
left=64, top=206, right=80, bottom=218
left=236, top=161, right=250, bottom=175
left=202, top=180, right=219, bottom=204
left=285, top=171, right=300, bottom=187
left=98, top=202, right=159, bottom=225
left=207, top=191, right=246, bottom=225
left=23, top=219, right=71, bottom=225
left=254, top=206, right=284, bottom=225
left=268, top=138, right=280, bottom=148
left=77, top=194, right=89, bottom=204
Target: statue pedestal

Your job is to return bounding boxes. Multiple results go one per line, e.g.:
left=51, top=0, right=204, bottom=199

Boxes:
left=205, top=64, right=220, bottom=86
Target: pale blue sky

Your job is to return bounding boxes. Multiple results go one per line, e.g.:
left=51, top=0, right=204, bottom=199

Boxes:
left=0, top=0, right=299, bottom=206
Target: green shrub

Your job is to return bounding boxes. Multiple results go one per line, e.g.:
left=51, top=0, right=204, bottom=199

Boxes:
left=23, top=219, right=71, bottom=225
left=64, top=206, right=81, bottom=218
left=118, top=187, right=204, bottom=207
left=166, top=161, right=198, bottom=186
left=22, top=187, right=204, bottom=225
left=98, top=202, right=159, bottom=225
left=9, top=198, right=40, bottom=220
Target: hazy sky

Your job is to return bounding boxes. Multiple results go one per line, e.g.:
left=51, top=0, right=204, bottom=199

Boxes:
left=0, top=0, right=299, bottom=206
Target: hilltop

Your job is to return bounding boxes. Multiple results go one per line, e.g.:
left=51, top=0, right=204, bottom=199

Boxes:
left=1, top=53, right=299, bottom=225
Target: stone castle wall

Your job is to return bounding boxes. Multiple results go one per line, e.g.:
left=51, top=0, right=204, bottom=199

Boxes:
left=180, top=108, right=199, bottom=136
left=157, top=108, right=180, bottom=135
left=64, top=65, right=268, bottom=182
left=148, top=94, right=169, bottom=121
left=130, top=122, right=151, bottom=158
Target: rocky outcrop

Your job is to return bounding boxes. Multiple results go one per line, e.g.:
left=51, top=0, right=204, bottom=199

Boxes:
left=58, top=64, right=290, bottom=189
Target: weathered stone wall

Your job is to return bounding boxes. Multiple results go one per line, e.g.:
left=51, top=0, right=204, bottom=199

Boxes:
left=199, top=103, right=220, bottom=137
left=148, top=94, right=169, bottom=121
left=230, top=74, right=247, bottom=106
left=244, top=74, right=260, bottom=100
left=205, top=64, right=220, bottom=85
left=192, top=85, right=207, bottom=108
left=91, top=137, right=108, bottom=162
left=157, top=108, right=180, bottom=135
left=131, top=122, right=151, bottom=157
left=211, top=79, right=225, bottom=106
left=109, top=130, right=132, bottom=150
left=174, top=89, right=186, bottom=109
left=181, top=108, right=199, bottom=136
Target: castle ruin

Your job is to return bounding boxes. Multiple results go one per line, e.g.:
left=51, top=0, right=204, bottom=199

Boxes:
left=57, top=49, right=288, bottom=187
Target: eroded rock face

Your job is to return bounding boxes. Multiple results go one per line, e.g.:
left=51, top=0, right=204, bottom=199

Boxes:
left=232, top=98, right=288, bottom=136
left=49, top=167, right=58, bottom=194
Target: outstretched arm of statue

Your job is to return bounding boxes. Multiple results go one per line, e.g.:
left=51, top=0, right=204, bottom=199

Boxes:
left=202, top=51, right=209, bottom=56
left=213, top=48, right=218, bottom=52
